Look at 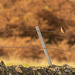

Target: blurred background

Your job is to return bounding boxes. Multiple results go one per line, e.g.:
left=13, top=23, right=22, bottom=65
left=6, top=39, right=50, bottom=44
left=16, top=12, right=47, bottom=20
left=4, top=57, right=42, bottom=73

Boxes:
left=0, top=0, right=75, bottom=67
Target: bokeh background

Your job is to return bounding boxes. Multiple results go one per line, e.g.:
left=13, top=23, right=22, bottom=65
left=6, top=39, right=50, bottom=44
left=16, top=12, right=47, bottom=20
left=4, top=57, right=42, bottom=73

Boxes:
left=0, top=0, right=75, bottom=67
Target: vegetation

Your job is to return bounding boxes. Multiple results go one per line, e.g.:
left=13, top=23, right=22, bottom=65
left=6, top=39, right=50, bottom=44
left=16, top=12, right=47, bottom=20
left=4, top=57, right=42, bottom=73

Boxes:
left=0, top=0, right=75, bottom=67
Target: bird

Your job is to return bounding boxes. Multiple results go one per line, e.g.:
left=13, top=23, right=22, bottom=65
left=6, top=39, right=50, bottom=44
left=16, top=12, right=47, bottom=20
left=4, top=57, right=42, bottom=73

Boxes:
left=61, top=27, right=66, bottom=33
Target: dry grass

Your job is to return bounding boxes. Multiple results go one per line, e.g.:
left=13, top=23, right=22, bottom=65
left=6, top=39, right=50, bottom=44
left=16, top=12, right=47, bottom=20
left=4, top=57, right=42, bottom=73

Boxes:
left=0, top=36, right=75, bottom=62
left=0, top=0, right=75, bottom=68
left=0, top=37, right=75, bottom=61
left=0, top=58, right=75, bottom=68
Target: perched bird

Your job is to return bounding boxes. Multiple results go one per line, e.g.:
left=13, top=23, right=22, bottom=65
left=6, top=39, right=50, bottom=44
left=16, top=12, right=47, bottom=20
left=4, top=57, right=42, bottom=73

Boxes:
left=61, top=27, right=65, bottom=33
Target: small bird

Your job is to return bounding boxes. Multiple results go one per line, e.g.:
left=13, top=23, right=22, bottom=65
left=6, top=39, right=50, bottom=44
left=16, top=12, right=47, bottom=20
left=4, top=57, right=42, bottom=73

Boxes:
left=61, top=27, right=66, bottom=33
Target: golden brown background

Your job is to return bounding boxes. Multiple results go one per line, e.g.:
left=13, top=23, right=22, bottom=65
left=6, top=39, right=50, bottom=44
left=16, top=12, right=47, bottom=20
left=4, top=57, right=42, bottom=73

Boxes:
left=0, top=0, right=75, bottom=65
